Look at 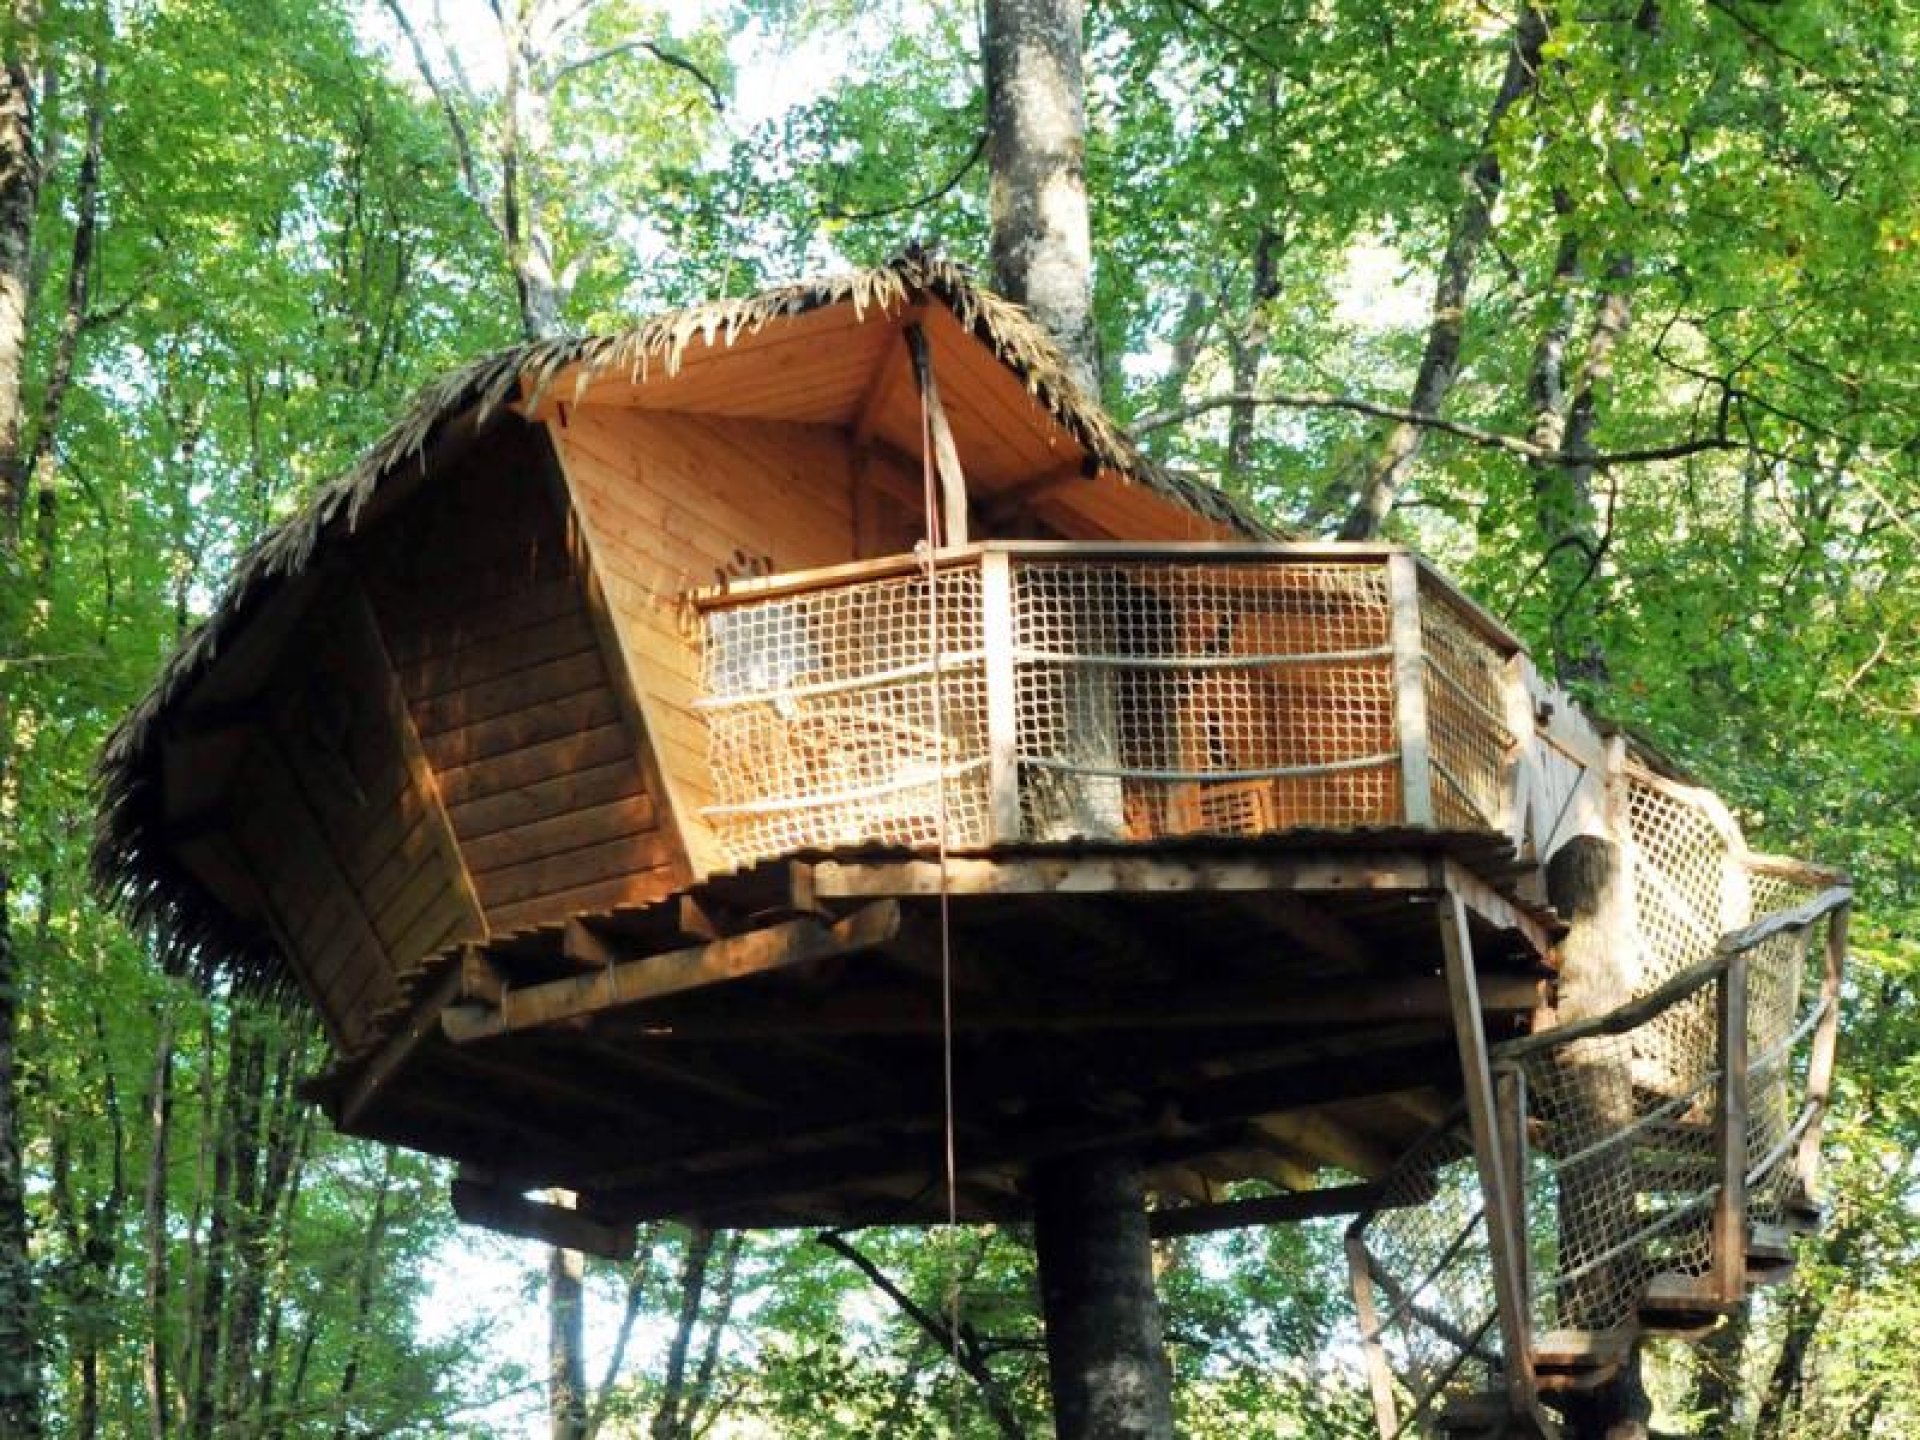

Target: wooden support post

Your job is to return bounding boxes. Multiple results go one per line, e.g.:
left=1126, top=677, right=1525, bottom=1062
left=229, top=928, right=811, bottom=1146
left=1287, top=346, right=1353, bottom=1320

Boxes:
left=1713, top=949, right=1750, bottom=1306
left=1346, top=1232, right=1402, bottom=1440
left=1437, top=887, right=1540, bottom=1424
left=1031, top=1149, right=1176, bottom=1440
left=902, top=323, right=969, bottom=547
left=1388, top=554, right=1435, bottom=827
left=1794, top=898, right=1849, bottom=1201
left=981, top=549, right=1022, bottom=843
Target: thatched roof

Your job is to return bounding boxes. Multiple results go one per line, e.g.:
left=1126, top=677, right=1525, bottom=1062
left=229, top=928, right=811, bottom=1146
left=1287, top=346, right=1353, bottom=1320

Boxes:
left=93, top=248, right=1272, bottom=982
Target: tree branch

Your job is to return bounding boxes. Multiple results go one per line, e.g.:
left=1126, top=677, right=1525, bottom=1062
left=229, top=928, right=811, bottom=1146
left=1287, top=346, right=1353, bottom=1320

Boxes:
left=1132, top=388, right=1736, bottom=469
left=380, top=0, right=493, bottom=227
left=548, top=38, right=724, bottom=110
left=814, top=1233, right=1027, bottom=1440
left=822, top=128, right=987, bottom=222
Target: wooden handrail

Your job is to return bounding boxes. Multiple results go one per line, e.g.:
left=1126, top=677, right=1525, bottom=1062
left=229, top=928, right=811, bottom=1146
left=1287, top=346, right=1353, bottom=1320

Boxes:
left=1493, top=885, right=1852, bottom=1064
left=689, top=540, right=1523, bottom=654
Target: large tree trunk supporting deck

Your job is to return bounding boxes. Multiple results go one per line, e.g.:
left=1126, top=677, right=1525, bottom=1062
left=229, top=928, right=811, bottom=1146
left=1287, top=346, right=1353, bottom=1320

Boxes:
left=1031, top=1150, right=1176, bottom=1440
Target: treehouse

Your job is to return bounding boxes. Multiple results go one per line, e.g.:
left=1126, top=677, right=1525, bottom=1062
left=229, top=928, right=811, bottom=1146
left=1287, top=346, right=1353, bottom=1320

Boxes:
left=97, top=253, right=1850, bottom=1437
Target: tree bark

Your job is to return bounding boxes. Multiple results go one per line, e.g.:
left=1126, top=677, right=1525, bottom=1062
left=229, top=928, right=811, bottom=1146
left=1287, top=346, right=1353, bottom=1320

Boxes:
left=1225, top=226, right=1281, bottom=484
left=584, top=1225, right=660, bottom=1440
left=1031, top=1150, right=1174, bottom=1440
left=0, top=0, right=44, bottom=1428
left=1339, top=2, right=1549, bottom=539
left=142, top=1008, right=176, bottom=1440
left=27, top=47, right=103, bottom=583
left=650, top=1225, right=715, bottom=1440
left=1543, top=838, right=1649, bottom=1440
left=549, top=1219, right=588, bottom=1440
left=330, top=1150, right=395, bottom=1440
left=984, top=0, right=1099, bottom=396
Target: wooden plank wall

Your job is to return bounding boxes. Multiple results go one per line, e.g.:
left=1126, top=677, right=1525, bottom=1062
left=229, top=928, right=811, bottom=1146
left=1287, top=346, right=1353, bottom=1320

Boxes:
left=551, top=408, right=862, bottom=874
left=224, top=576, right=485, bottom=1051
left=361, top=424, right=683, bottom=933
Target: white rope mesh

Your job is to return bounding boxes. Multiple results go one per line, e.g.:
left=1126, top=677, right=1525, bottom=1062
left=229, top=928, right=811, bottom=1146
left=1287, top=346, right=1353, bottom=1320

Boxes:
left=1352, top=772, right=1841, bottom=1423
left=699, top=566, right=992, bottom=859
left=1350, top=1115, right=1504, bottom=1435
left=697, top=552, right=1521, bottom=866
left=1009, top=559, right=1402, bottom=839
left=1418, top=585, right=1515, bottom=832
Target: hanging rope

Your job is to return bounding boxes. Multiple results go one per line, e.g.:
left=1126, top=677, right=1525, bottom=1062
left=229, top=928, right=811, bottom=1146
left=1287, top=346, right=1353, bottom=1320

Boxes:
left=915, top=335, right=966, bottom=1434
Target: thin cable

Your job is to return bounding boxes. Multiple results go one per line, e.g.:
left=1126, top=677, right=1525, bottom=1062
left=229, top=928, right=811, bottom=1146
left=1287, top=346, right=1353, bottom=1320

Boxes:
left=918, top=356, right=964, bottom=1435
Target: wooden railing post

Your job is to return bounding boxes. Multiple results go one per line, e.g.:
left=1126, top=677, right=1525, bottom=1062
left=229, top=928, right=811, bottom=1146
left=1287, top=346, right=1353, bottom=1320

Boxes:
left=1712, top=950, right=1750, bottom=1305
left=1795, top=898, right=1850, bottom=1201
left=1388, top=554, right=1435, bottom=827
left=1437, top=887, right=1538, bottom=1422
left=981, top=549, right=1021, bottom=845
left=1495, top=1064, right=1531, bottom=1307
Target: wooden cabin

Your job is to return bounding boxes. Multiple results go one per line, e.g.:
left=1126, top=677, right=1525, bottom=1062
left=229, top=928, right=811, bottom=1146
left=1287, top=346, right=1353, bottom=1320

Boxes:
left=97, top=253, right=1850, bottom=1437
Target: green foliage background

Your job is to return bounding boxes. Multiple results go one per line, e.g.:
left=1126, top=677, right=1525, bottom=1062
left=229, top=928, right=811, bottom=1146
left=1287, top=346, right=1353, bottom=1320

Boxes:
left=1, top=0, right=1913, bottom=1435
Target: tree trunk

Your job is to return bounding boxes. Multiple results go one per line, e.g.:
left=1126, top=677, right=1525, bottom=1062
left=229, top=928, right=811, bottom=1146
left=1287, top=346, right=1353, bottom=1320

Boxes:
left=1030, top=1150, right=1174, bottom=1440
left=0, top=1, right=44, bottom=1429
left=330, top=1150, right=395, bottom=1440
left=984, top=0, right=1099, bottom=396
left=682, top=1232, right=744, bottom=1438
left=650, top=1225, right=715, bottom=1440
left=142, top=1008, right=177, bottom=1440
left=1339, top=2, right=1549, bottom=539
left=549, top=1220, right=588, bottom=1440
left=1225, top=226, right=1281, bottom=484
left=1542, top=838, right=1649, bottom=1440
left=1535, top=263, right=1632, bottom=686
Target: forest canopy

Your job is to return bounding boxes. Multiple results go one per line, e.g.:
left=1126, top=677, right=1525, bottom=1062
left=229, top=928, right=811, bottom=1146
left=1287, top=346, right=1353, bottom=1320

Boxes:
left=0, top=0, right=1914, bottom=1436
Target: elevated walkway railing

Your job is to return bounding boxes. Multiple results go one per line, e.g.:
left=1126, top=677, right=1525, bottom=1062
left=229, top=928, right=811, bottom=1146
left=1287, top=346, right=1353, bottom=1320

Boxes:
left=691, top=542, right=1520, bottom=869
left=1347, top=880, right=1850, bottom=1439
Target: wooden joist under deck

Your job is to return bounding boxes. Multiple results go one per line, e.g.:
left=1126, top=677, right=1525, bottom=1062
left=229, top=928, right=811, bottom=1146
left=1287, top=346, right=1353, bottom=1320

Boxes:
left=312, top=837, right=1556, bottom=1233
left=442, top=900, right=902, bottom=1042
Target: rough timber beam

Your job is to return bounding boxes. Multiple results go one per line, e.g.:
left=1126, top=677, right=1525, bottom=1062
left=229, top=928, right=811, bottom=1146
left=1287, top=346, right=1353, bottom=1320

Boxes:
left=591, top=971, right=1540, bottom=1039
left=339, top=964, right=464, bottom=1129
left=1148, top=1182, right=1390, bottom=1238
left=588, top=1036, right=1459, bottom=1222
left=441, top=900, right=901, bottom=1043
left=804, top=852, right=1446, bottom=901
left=1442, top=857, right=1556, bottom=958
left=451, top=1174, right=636, bottom=1260
left=796, top=854, right=1551, bottom=960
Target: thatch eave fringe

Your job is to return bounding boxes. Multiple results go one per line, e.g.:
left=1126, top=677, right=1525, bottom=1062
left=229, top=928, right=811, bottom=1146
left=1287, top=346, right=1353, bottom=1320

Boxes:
left=92, top=249, right=1271, bottom=988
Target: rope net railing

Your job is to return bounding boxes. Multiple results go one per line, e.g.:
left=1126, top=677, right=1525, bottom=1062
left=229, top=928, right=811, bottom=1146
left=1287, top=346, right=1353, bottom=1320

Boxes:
left=1418, top=579, right=1515, bottom=833
left=698, top=562, right=993, bottom=859
left=1350, top=872, right=1847, bottom=1435
left=1008, top=557, right=1403, bottom=840
left=1346, top=1111, right=1504, bottom=1439
left=695, top=547, right=1518, bottom=867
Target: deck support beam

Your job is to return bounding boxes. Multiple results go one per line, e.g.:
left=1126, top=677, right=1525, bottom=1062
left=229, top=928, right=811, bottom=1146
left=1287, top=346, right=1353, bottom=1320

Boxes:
left=441, top=901, right=901, bottom=1043
left=1031, top=1149, right=1176, bottom=1440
